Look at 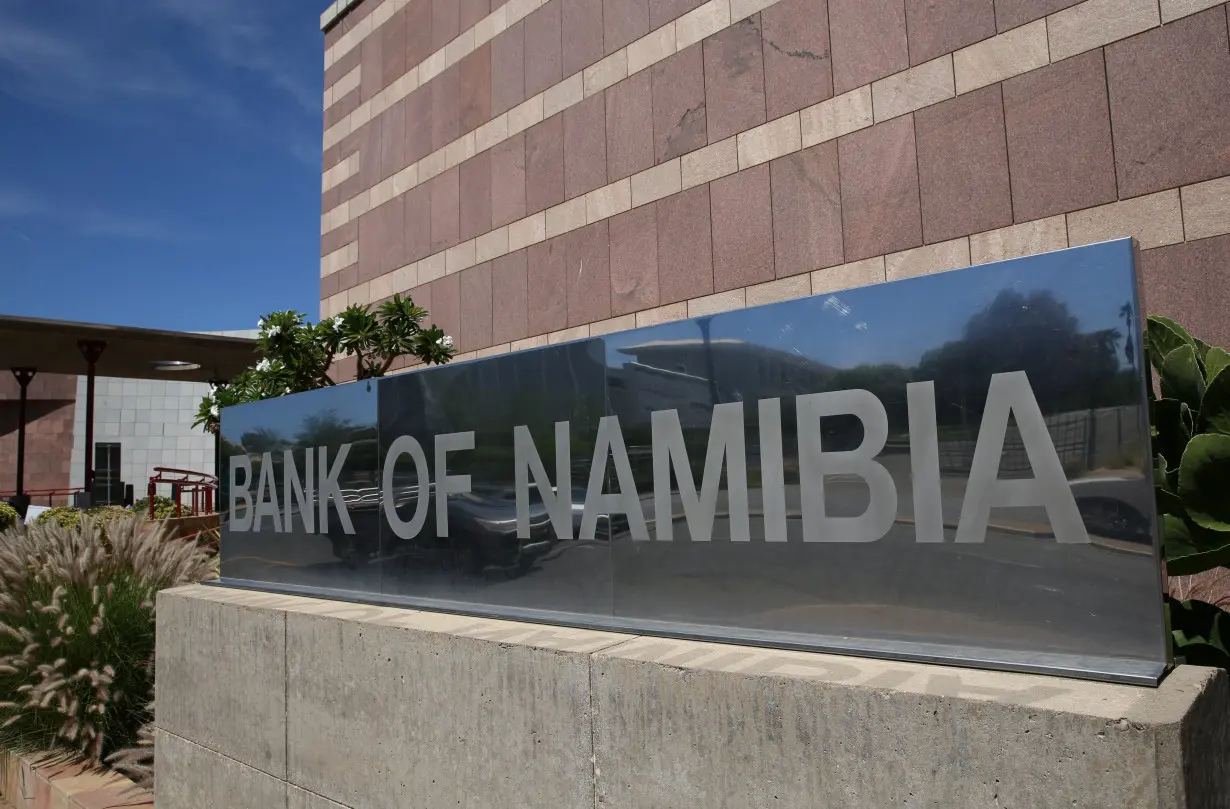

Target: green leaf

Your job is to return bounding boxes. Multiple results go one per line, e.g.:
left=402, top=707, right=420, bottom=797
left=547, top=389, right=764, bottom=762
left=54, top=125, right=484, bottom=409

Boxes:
left=1206, top=347, right=1230, bottom=382
left=1150, top=398, right=1194, bottom=473
left=1160, top=344, right=1205, bottom=410
left=1179, top=433, right=1230, bottom=531
left=1147, top=315, right=1195, bottom=369
left=1167, top=598, right=1230, bottom=669
left=1201, top=366, right=1230, bottom=435
left=1162, top=514, right=1230, bottom=575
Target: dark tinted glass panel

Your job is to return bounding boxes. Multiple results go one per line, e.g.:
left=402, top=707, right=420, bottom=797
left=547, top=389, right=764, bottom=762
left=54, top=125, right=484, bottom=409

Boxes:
left=218, top=240, right=1168, bottom=684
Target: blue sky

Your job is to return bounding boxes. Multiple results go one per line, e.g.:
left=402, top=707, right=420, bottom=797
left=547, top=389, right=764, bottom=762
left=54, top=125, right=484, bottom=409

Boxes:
left=0, top=0, right=323, bottom=331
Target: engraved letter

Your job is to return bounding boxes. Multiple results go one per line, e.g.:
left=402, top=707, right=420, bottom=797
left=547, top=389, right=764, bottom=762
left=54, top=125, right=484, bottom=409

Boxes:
left=758, top=398, right=788, bottom=542
left=252, top=452, right=283, bottom=532
left=515, top=422, right=573, bottom=540
left=283, top=448, right=315, bottom=533
left=580, top=416, right=648, bottom=540
left=383, top=435, right=430, bottom=539
left=907, top=381, right=943, bottom=543
left=318, top=444, right=355, bottom=535
left=228, top=454, right=253, bottom=532
left=797, top=389, right=897, bottom=542
left=435, top=431, right=475, bottom=536
left=651, top=403, right=749, bottom=542
left=955, top=371, right=1088, bottom=544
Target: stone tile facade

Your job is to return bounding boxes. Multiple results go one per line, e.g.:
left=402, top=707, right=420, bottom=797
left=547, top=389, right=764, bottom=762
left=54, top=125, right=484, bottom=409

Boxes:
left=320, top=0, right=1230, bottom=379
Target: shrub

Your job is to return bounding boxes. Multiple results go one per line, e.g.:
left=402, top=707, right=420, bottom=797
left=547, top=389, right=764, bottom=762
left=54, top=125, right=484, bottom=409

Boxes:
left=0, top=503, right=18, bottom=532
left=34, top=506, right=83, bottom=529
left=1146, top=315, right=1230, bottom=668
left=130, top=495, right=193, bottom=520
left=0, top=518, right=215, bottom=764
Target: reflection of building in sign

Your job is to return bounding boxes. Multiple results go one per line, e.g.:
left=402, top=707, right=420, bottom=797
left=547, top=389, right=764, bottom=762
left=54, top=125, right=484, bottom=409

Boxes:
left=609, top=338, right=837, bottom=427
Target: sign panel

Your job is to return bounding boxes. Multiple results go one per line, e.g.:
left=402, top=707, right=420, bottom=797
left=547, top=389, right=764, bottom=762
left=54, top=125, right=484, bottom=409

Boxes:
left=218, top=240, right=1169, bottom=684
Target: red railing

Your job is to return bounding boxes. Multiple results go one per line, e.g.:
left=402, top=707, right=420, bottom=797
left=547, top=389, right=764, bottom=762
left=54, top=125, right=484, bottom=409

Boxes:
left=0, top=487, right=85, bottom=507
left=147, top=467, right=218, bottom=519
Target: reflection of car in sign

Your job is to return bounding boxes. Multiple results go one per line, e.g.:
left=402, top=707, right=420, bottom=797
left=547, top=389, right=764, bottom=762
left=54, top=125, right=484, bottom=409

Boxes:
left=1069, top=476, right=1154, bottom=543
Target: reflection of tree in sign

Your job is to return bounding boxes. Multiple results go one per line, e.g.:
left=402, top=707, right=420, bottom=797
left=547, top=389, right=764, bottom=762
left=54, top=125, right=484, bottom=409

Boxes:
left=239, top=427, right=285, bottom=454
left=295, top=409, right=365, bottom=448
left=917, top=290, right=1134, bottom=429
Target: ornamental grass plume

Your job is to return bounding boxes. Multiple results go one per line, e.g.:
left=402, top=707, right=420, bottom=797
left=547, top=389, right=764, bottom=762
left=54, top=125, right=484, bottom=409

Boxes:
left=0, top=517, right=215, bottom=767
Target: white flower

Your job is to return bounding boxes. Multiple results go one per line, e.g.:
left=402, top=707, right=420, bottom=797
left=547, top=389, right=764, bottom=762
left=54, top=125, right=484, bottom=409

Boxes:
left=257, top=317, right=265, bottom=329
left=255, top=358, right=272, bottom=373
left=209, top=404, right=219, bottom=417
left=331, top=315, right=344, bottom=330
left=437, top=335, right=454, bottom=349
left=285, top=386, right=292, bottom=394
left=266, top=324, right=282, bottom=337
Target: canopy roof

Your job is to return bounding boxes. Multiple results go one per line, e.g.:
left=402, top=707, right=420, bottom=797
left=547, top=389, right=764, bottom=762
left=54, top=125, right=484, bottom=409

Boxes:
left=0, top=315, right=259, bottom=383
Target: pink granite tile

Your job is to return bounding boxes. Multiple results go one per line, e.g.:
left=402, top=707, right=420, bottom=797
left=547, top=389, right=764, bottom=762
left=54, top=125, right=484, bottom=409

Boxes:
left=915, top=83, right=1012, bottom=243
left=525, top=0, right=564, bottom=97
left=565, top=220, right=613, bottom=326
left=459, top=262, right=495, bottom=350
left=324, top=82, right=363, bottom=129
left=430, top=166, right=461, bottom=254
left=828, top=0, right=909, bottom=94
left=526, top=115, right=566, bottom=214
left=838, top=114, right=922, bottom=261
left=656, top=184, right=714, bottom=304
left=430, top=272, right=462, bottom=341
left=379, top=95, right=407, bottom=179
left=610, top=204, right=660, bottom=314
left=460, top=151, right=493, bottom=241
left=492, top=249, right=531, bottom=342
left=994, top=0, right=1080, bottom=32
left=564, top=93, right=608, bottom=198
left=322, top=218, right=359, bottom=257
left=1002, top=49, right=1116, bottom=221
left=380, top=7, right=409, bottom=89
left=527, top=237, right=570, bottom=333
left=1141, top=234, right=1230, bottom=352
left=1106, top=7, right=1230, bottom=199
left=703, top=16, right=767, bottom=143
left=357, top=117, right=384, bottom=189
left=651, top=45, right=707, bottom=163
left=762, top=0, right=834, bottom=120
left=492, top=20, right=526, bottom=117
left=771, top=141, right=843, bottom=277
left=604, top=0, right=651, bottom=53
left=650, top=0, right=706, bottom=28
left=460, top=44, right=493, bottom=134
left=431, top=62, right=461, bottom=152
left=563, top=0, right=605, bottom=76
left=359, top=196, right=406, bottom=280
left=405, top=85, right=433, bottom=163
left=433, top=0, right=461, bottom=51
left=905, top=0, right=995, bottom=66
left=461, top=0, right=491, bottom=31
left=711, top=165, right=774, bottom=291
left=325, top=46, right=362, bottom=98
left=491, top=131, right=528, bottom=227
left=360, top=28, right=385, bottom=101
left=606, top=70, right=655, bottom=182
left=405, top=180, right=434, bottom=262
left=407, top=0, right=434, bottom=67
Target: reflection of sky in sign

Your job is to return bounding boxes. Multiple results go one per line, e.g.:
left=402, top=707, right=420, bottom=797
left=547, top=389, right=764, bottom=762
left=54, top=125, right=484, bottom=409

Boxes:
left=222, top=379, right=376, bottom=444
left=605, top=240, right=1138, bottom=371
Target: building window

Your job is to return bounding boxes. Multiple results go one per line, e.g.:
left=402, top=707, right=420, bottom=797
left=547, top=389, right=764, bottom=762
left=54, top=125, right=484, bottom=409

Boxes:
left=94, top=443, right=122, bottom=506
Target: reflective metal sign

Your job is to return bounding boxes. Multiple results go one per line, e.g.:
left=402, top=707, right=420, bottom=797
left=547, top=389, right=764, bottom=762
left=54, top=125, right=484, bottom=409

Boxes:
left=218, top=239, right=1169, bottom=684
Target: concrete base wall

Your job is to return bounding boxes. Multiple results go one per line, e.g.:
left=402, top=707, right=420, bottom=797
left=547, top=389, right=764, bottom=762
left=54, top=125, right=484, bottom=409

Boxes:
left=155, top=585, right=1230, bottom=809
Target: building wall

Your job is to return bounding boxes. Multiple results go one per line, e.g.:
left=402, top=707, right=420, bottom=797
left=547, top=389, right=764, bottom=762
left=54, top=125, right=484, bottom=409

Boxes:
left=0, top=373, right=76, bottom=501
left=67, top=377, right=217, bottom=496
left=319, top=0, right=1230, bottom=374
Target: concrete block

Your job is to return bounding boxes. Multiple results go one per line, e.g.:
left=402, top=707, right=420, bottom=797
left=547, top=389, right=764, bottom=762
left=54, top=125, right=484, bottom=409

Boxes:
left=285, top=609, right=630, bottom=809
left=155, top=730, right=287, bottom=809
left=155, top=587, right=288, bottom=777
left=591, top=635, right=1230, bottom=809
left=289, top=784, right=353, bottom=809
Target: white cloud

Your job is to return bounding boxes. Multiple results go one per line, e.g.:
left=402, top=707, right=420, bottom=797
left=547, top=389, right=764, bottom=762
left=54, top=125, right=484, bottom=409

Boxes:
left=0, top=187, right=182, bottom=243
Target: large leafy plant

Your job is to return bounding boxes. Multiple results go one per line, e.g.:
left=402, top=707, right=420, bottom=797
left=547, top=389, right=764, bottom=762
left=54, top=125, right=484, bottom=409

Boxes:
left=1146, top=315, right=1230, bottom=668
left=194, top=295, right=455, bottom=434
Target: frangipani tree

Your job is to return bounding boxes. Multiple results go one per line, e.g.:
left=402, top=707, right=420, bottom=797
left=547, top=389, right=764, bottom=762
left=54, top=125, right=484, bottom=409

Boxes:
left=195, top=294, right=454, bottom=434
